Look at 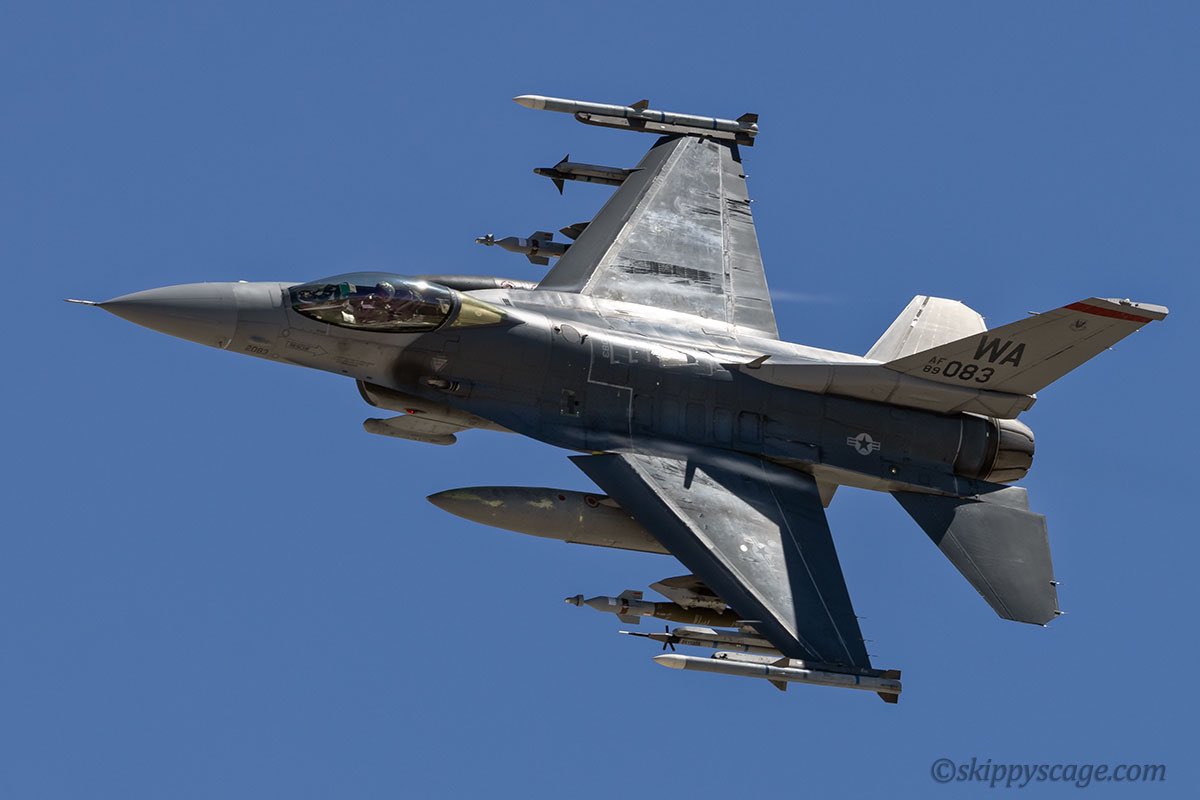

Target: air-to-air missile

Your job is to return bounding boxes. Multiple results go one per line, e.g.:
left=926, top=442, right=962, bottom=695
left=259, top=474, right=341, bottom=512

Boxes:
left=513, top=95, right=758, bottom=145
left=534, top=155, right=635, bottom=193
left=565, top=590, right=741, bottom=627
left=621, top=624, right=779, bottom=654
left=654, top=652, right=903, bottom=701
left=474, top=231, right=568, bottom=266
left=426, top=486, right=668, bottom=554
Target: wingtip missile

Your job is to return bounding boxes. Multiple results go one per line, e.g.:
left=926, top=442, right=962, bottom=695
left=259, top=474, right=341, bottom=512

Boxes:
left=651, top=652, right=903, bottom=701
left=513, top=93, right=758, bottom=144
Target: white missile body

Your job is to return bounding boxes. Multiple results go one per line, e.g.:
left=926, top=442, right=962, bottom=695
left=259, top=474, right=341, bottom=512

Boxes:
left=514, top=95, right=758, bottom=145
left=623, top=624, right=779, bottom=654
left=653, top=653, right=902, bottom=701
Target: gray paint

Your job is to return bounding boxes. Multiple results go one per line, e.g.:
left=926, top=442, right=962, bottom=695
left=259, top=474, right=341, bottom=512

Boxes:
left=426, top=486, right=666, bottom=554
left=573, top=451, right=870, bottom=669
left=75, top=96, right=1170, bottom=693
left=537, top=136, right=778, bottom=339
left=894, top=486, right=1059, bottom=625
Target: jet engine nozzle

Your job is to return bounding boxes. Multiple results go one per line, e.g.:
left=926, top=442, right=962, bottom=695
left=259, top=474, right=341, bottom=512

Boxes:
left=988, top=418, right=1035, bottom=483
left=954, top=416, right=1035, bottom=484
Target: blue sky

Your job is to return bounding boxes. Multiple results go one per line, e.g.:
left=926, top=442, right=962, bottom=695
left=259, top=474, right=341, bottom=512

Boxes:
left=4, top=2, right=1197, bottom=797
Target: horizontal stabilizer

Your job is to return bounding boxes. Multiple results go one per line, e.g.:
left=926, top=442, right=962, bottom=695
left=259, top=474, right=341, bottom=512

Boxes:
left=866, top=296, right=986, bottom=362
left=885, top=297, right=1168, bottom=396
left=744, top=295, right=1166, bottom=418
left=740, top=360, right=1036, bottom=419
left=893, top=486, right=1059, bottom=625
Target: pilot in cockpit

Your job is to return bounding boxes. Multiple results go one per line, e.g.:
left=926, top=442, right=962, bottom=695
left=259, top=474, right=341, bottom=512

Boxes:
left=290, top=273, right=457, bottom=332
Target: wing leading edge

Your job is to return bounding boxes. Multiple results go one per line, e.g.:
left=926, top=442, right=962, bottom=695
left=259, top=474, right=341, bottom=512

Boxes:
left=572, top=452, right=871, bottom=669
left=538, top=135, right=779, bottom=339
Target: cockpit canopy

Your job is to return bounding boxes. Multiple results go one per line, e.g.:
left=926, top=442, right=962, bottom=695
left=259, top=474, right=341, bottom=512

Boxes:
left=288, top=273, right=455, bottom=332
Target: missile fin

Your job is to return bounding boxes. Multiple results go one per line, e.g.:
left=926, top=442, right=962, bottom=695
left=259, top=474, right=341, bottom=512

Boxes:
left=617, top=614, right=640, bottom=624
left=559, top=222, right=589, bottom=240
left=552, top=178, right=564, bottom=195
left=737, top=112, right=759, bottom=125
left=617, top=589, right=644, bottom=601
left=527, top=255, right=550, bottom=266
left=769, top=680, right=788, bottom=692
left=629, top=99, right=649, bottom=111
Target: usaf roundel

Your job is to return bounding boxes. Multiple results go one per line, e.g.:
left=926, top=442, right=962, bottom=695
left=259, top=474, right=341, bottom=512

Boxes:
left=847, top=432, right=881, bottom=456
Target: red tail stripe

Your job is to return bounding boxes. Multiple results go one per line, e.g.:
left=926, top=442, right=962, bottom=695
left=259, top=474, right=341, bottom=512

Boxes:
left=1064, top=302, right=1150, bottom=323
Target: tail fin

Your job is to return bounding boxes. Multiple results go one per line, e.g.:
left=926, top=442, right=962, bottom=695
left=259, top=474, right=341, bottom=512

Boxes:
left=884, top=297, right=1167, bottom=396
left=867, top=296, right=986, bottom=361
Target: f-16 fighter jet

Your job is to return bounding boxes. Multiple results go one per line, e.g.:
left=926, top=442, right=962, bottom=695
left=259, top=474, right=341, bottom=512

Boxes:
left=70, top=95, right=1168, bottom=702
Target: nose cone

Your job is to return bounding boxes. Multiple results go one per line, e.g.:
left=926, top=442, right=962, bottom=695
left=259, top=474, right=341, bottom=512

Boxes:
left=101, top=283, right=238, bottom=348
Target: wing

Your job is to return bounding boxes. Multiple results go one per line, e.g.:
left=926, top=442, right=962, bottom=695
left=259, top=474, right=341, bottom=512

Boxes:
left=572, top=451, right=871, bottom=669
left=537, top=135, right=779, bottom=340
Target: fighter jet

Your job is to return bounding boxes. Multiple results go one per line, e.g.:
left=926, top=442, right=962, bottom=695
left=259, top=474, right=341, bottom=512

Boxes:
left=70, top=95, right=1168, bottom=702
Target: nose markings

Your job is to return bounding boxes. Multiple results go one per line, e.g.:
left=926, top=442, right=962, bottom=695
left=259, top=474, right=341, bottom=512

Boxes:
left=233, top=282, right=290, bottom=357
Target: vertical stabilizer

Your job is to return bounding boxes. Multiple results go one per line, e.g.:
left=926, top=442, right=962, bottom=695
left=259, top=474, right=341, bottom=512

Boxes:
left=866, top=296, right=986, bottom=362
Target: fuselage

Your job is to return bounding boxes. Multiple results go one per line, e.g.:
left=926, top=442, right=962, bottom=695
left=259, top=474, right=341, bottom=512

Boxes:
left=98, top=277, right=1030, bottom=499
